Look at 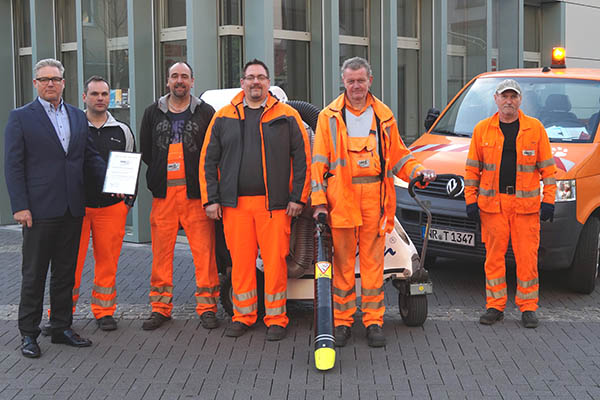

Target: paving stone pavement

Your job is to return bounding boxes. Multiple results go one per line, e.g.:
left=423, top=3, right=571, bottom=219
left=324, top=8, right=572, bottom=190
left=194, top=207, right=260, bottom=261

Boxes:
left=1, top=225, right=600, bottom=399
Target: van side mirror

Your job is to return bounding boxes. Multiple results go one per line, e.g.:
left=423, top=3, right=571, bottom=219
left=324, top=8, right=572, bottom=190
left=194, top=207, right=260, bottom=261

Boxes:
left=424, top=108, right=440, bottom=131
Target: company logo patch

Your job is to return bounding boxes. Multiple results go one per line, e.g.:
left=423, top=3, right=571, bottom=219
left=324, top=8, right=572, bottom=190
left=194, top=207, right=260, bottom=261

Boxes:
left=522, top=150, right=535, bottom=156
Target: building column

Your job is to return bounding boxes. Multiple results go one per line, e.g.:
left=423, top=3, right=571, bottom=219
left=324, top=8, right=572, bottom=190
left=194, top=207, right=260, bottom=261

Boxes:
left=187, top=0, right=218, bottom=95
left=309, top=0, right=323, bottom=108
left=244, top=0, right=274, bottom=74
left=421, top=0, right=446, bottom=115
left=321, top=0, right=340, bottom=105
left=30, top=0, right=56, bottom=68
left=0, top=1, right=16, bottom=224
left=541, top=1, right=565, bottom=67
left=497, top=0, right=523, bottom=70
left=126, top=0, right=154, bottom=243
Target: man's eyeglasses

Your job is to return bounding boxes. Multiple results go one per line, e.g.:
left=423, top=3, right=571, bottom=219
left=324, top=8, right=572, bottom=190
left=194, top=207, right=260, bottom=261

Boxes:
left=36, top=77, right=63, bottom=84
left=243, top=75, right=269, bottom=82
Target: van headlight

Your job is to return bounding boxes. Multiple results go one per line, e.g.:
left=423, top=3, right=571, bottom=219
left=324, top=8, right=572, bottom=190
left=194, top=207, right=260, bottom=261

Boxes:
left=555, top=179, right=576, bottom=202
left=394, top=177, right=408, bottom=188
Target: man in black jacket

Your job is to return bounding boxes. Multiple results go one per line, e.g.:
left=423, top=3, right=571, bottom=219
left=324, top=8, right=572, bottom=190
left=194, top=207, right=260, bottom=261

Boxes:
left=140, top=62, right=221, bottom=331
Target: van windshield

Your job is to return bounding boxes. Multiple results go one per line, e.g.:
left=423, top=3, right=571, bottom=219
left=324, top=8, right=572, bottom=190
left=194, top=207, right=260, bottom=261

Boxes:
left=432, top=76, right=600, bottom=143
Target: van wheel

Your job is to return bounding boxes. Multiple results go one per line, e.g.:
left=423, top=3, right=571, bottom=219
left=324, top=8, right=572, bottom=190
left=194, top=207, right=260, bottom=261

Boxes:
left=398, top=292, right=428, bottom=326
left=567, top=217, right=600, bottom=294
left=220, top=269, right=265, bottom=317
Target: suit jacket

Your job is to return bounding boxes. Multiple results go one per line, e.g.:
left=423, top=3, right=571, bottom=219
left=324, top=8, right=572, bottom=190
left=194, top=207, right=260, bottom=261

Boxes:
left=4, top=98, right=106, bottom=220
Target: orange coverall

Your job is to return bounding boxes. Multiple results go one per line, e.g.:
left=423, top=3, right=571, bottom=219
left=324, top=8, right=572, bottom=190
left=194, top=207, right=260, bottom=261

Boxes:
left=311, top=93, right=425, bottom=327
left=465, top=110, right=557, bottom=311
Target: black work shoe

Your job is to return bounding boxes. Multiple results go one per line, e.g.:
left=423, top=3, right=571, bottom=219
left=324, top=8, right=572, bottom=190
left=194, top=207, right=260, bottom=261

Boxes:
left=51, top=329, right=92, bottom=347
left=200, top=311, right=219, bottom=329
left=40, top=322, right=51, bottom=337
left=366, top=324, right=386, bottom=347
left=142, top=312, right=171, bottom=331
left=522, top=311, right=539, bottom=328
left=225, top=321, right=250, bottom=337
left=21, top=336, right=41, bottom=358
left=266, top=325, right=286, bottom=341
left=96, top=316, right=117, bottom=331
left=479, top=308, right=504, bottom=325
left=334, top=325, right=351, bottom=347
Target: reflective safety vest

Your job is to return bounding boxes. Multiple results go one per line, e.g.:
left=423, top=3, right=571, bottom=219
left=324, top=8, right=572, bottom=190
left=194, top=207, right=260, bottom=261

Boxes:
left=464, top=110, right=557, bottom=213
left=311, top=93, right=425, bottom=234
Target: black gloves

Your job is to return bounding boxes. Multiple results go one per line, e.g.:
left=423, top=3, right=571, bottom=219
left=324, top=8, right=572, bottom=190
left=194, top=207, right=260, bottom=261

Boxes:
left=466, top=203, right=480, bottom=222
left=540, top=202, right=555, bottom=222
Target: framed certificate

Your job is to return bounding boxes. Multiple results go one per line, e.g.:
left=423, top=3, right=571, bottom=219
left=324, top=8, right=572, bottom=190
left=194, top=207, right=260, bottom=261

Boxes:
left=102, top=151, right=142, bottom=195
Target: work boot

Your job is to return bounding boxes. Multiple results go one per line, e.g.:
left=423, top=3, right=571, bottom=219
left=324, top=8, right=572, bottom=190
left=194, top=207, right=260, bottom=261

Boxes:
left=225, top=321, right=250, bottom=337
left=200, top=311, right=219, bottom=329
left=96, top=316, right=117, bottom=331
left=142, top=312, right=171, bottom=331
left=366, top=324, right=386, bottom=347
left=266, top=325, right=286, bottom=341
left=479, top=308, right=504, bottom=325
left=334, top=325, right=351, bottom=347
left=21, top=336, right=41, bottom=358
left=40, top=322, right=51, bottom=337
left=522, top=311, right=539, bottom=328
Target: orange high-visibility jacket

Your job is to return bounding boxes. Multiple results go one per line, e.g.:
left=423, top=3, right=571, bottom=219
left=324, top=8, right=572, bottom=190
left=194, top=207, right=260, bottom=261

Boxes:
left=199, top=91, right=312, bottom=211
left=465, top=110, right=557, bottom=213
left=311, top=93, right=425, bottom=234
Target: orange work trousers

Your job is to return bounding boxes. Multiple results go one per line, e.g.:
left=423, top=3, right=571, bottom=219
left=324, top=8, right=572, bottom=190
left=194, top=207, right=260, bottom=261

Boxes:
left=223, top=196, right=290, bottom=328
left=70, top=201, right=129, bottom=319
left=480, top=193, right=540, bottom=312
left=149, top=184, right=219, bottom=317
left=331, top=180, right=385, bottom=328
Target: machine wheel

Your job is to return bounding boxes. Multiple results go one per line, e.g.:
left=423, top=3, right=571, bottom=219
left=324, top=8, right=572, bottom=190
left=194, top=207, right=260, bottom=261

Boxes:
left=398, top=292, right=428, bottom=327
left=219, top=269, right=265, bottom=317
left=567, top=216, right=600, bottom=294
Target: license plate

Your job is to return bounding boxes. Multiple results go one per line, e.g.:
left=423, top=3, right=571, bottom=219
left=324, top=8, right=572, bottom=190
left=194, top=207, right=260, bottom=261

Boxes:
left=422, top=226, right=475, bottom=247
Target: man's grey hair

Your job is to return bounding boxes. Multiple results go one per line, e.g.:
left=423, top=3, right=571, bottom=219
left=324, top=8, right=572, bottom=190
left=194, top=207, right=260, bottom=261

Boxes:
left=34, top=58, right=65, bottom=77
left=341, top=57, right=372, bottom=79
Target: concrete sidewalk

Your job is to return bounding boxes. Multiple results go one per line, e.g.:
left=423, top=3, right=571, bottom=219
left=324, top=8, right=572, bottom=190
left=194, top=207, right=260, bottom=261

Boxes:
left=1, top=226, right=600, bottom=399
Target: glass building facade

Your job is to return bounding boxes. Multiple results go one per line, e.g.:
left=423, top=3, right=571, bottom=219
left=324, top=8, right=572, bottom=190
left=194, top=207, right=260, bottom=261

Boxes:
left=1, top=0, right=591, bottom=240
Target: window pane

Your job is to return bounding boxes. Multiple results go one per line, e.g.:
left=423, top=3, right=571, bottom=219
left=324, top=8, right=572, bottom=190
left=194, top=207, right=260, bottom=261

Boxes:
left=447, top=0, right=487, bottom=100
left=61, top=51, right=78, bottom=105
left=339, top=0, right=366, bottom=37
left=524, top=5, right=540, bottom=53
left=274, top=0, right=308, bottom=31
left=83, top=0, right=130, bottom=118
left=220, top=0, right=243, bottom=25
left=220, top=36, right=243, bottom=88
left=14, top=0, right=31, bottom=47
left=18, top=55, right=32, bottom=107
left=398, top=48, right=420, bottom=141
left=524, top=61, right=539, bottom=69
left=397, top=0, right=418, bottom=38
left=162, top=0, right=187, bottom=28
left=274, top=39, right=309, bottom=101
left=56, top=0, right=77, bottom=43
left=159, top=40, right=187, bottom=95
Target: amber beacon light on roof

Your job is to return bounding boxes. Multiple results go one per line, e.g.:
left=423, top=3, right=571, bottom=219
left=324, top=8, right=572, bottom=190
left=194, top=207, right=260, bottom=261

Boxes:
left=552, top=47, right=566, bottom=68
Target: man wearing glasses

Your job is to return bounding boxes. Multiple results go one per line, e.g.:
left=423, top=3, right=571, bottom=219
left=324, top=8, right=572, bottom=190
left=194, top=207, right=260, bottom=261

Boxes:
left=200, top=59, right=311, bottom=341
left=5, top=58, right=106, bottom=358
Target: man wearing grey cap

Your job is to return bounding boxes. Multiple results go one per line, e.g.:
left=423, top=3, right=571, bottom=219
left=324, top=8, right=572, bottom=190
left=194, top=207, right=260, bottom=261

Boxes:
left=464, top=79, right=557, bottom=328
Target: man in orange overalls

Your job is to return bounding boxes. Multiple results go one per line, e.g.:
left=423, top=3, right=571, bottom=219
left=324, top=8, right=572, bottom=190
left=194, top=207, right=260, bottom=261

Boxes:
left=140, top=62, right=224, bottom=331
left=465, top=79, right=557, bottom=328
left=311, top=57, right=436, bottom=347
left=200, top=59, right=311, bottom=341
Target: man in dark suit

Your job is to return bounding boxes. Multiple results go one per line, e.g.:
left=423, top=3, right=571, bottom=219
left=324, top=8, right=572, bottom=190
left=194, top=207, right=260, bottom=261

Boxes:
left=4, top=58, right=106, bottom=358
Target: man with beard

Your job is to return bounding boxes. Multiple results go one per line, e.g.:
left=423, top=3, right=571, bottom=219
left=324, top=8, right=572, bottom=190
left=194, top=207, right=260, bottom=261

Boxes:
left=140, top=62, right=221, bottom=331
left=200, top=59, right=311, bottom=340
left=465, top=79, right=557, bottom=328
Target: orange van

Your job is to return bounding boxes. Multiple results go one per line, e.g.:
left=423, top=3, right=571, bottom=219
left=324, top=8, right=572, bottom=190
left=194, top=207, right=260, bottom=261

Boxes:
left=395, top=56, right=600, bottom=294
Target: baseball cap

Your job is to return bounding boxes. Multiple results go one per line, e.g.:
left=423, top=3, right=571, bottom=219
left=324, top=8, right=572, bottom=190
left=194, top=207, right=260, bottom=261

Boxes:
left=495, top=79, right=521, bottom=95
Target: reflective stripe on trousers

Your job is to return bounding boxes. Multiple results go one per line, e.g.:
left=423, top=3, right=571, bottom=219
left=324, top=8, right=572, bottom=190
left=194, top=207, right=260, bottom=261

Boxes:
left=223, top=196, right=290, bottom=328
left=331, top=180, right=385, bottom=327
left=149, top=185, right=219, bottom=317
left=480, top=193, right=540, bottom=312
